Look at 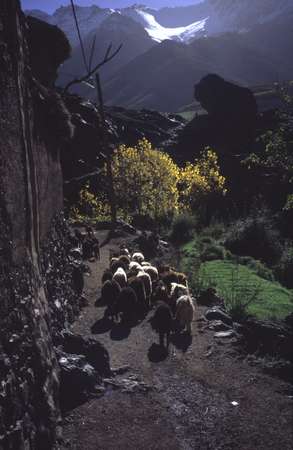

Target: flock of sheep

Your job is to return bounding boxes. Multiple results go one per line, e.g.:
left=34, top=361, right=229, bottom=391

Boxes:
left=100, top=246, right=196, bottom=348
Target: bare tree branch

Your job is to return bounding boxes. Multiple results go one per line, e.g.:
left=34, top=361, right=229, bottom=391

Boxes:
left=70, top=0, right=89, bottom=73
left=63, top=43, right=123, bottom=93
left=95, top=71, right=117, bottom=225
left=89, top=33, right=97, bottom=72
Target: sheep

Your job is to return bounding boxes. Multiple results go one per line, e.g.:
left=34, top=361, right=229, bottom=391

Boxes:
left=152, top=281, right=171, bottom=306
left=157, top=264, right=176, bottom=275
left=128, top=276, right=147, bottom=315
left=176, top=272, right=188, bottom=287
left=119, top=247, right=131, bottom=258
left=132, top=252, right=145, bottom=264
left=118, top=255, right=131, bottom=270
left=115, top=287, right=138, bottom=324
left=113, top=267, right=127, bottom=289
left=175, top=295, right=195, bottom=334
left=101, top=279, right=121, bottom=319
left=170, top=282, right=189, bottom=301
left=72, top=265, right=84, bottom=295
left=128, top=261, right=143, bottom=277
left=109, top=256, right=119, bottom=266
left=137, top=271, right=152, bottom=308
left=151, top=302, right=174, bottom=348
left=101, top=269, right=113, bottom=284
left=170, top=282, right=189, bottom=313
left=129, top=261, right=142, bottom=270
left=110, top=259, right=126, bottom=275
left=143, top=265, right=159, bottom=282
left=82, top=238, right=94, bottom=260
left=142, top=261, right=151, bottom=267
left=160, top=270, right=180, bottom=290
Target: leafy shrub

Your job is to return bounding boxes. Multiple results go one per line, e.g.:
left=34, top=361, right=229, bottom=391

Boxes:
left=229, top=255, right=275, bottom=281
left=72, top=140, right=226, bottom=228
left=169, top=214, right=197, bottom=245
left=189, top=264, right=215, bottom=298
left=178, top=148, right=226, bottom=216
left=274, top=245, right=293, bottom=288
left=200, top=221, right=226, bottom=240
left=218, top=265, right=262, bottom=321
left=200, top=236, right=214, bottom=245
left=111, top=139, right=180, bottom=220
left=244, top=259, right=275, bottom=281
left=200, top=243, right=226, bottom=261
left=225, top=216, right=282, bottom=265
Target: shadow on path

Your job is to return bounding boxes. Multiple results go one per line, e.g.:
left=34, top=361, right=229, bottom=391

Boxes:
left=171, top=332, right=192, bottom=353
left=110, top=323, right=131, bottom=341
left=91, top=316, right=113, bottom=335
left=148, top=343, right=169, bottom=362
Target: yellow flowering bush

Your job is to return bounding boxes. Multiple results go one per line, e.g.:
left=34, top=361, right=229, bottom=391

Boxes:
left=71, top=141, right=226, bottom=224
left=179, top=148, right=226, bottom=212
left=70, top=183, right=111, bottom=222
left=111, top=138, right=180, bottom=219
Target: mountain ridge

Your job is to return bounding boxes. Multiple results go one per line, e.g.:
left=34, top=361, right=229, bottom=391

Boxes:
left=26, top=0, right=293, bottom=111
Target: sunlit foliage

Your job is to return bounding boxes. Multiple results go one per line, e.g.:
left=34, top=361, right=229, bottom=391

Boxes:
left=244, top=119, right=293, bottom=211
left=72, top=140, right=226, bottom=223
left=111, top=138, right=180, bottom=219
left=179, top=148, right=226, bottom=212
left=70, top=183, right=111, bottom=221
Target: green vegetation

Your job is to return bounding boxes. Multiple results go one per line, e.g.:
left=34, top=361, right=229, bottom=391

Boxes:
left=180, top=233, right=293, bottom=320
left=177, top=111, right=196, bottom=121
left=197, top=261, right=293, bottom=320
left=69, top=120, right=293, bottom=323
left=169, top=213, right=197, bottom=245
left=71, top=139, right=226, bottom=226
left=224, top=214, right=282, bottom=264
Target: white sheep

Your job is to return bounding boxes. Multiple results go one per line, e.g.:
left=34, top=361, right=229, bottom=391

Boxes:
left=137, top=270, right=152, bottom=302
left=170, top=282, right=189, bottom=303
left=175, top=295, right=195, bottom=334
left=120, top=247, right=131, bottom=258
left=142, top=261, right=151, bottom=267
left=143, top=265, right=159, bottom=282
left=113, top=267, right=127, bottom=289
left=132, top=252, right=145, bottom=264
left=110, top=256, right=119, bottom=265
left=129, top=261, right=143, bottom=272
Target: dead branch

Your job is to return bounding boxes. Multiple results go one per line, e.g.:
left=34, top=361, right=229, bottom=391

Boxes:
left=89, top=33, right=97, bottom=72
left=70, top=0, right=89, bottom=73
left=63, top=43, right=122, bottom=93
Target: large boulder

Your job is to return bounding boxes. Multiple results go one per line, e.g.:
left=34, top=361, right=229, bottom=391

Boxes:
left=241, top=318, right=293, bottom=362
left=57, top=351, right=97, bottom=410
left=205, top=307, right=233, bottom=326
left=194, top=74, right=257, bottom=123
left=26, top=16, right=71, bottom=86
left=177, top=74, right=258, bottom=158
left=60, top=331, right=111, bottom=377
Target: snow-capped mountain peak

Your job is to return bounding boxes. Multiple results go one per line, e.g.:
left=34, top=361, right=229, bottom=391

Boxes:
left=122, top=8, right=207, bottom=43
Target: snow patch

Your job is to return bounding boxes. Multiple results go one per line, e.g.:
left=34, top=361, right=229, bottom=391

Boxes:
left=135, top=10, right=207, bottom=43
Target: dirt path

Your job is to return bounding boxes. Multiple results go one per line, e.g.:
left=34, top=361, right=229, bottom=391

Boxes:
left=61, top=231, right=293, bottom=450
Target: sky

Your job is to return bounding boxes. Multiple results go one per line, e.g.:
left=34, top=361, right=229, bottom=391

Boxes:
left=21, top=0, right=202, bottom=14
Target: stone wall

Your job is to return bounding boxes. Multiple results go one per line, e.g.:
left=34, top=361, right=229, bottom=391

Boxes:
left=0, top=2, right=72, bottom=448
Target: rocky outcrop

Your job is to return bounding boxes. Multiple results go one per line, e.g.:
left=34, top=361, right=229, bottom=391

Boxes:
left=178, top=74, right=258, bottom=158
left=26, top=15, right=71, bottom=87
left=0, top=2, right=79, bottom=449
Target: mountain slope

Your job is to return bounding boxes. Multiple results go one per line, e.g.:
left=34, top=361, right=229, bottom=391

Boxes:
left=58, top=13, right=155, bottom=95
left=103, top=13, right=293, bottom=112
left=27, top=5, right=113, bottom=46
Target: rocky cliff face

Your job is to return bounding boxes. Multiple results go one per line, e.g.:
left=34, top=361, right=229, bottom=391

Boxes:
left=0, top=2, right=78, bottom=448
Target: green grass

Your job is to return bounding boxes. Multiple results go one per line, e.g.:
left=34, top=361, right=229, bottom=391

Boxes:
left=177, top=111, right=196, bottom=121
left=198, top=260, right=293, bottom=320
